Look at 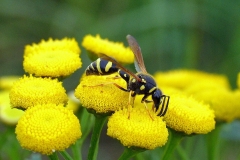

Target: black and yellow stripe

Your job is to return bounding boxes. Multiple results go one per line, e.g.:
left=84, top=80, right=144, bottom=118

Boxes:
left=86, top=58, right=118, bottom=75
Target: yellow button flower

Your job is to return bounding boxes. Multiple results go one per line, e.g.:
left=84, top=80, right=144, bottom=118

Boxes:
left=154, top=70, right=230, bottom=90
left=10, top=75, right=68, bottom=110
left=192, top=89, right=240, bottom=122
left=107, top=107, right=168, bottom=149
left=75, top=74, right=129, bottom=114
left=164, top=94, right=215, bottom=135
left=15, top=104, right=81, bottom=155
left=0, top=76, right=20, bottom=90
left=82, top=34, right=134, bottom=64
left=23, top=38, right=82, bottom=77
left=185, top=80, right=230, bottom=95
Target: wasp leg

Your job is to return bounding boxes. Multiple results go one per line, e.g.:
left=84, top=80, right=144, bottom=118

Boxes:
left=157, top=95, right=170, bottom=116
left=127, top=91, right=136, bottom=119
left=140, top=94, right=154, bottom=120
left=129, top=91, right=136, bottom=106
left=106, top=75, right=122, bottom=79
left=83, top=82, right=128, bottom=92
left=142, top=101, right=154, bottom=120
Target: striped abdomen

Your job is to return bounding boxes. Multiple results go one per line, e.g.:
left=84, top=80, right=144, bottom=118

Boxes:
left=86, top=58, right=119, bottom=76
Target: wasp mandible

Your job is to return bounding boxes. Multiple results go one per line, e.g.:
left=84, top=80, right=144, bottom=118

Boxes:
left=86, top=35, right=169, bottom=117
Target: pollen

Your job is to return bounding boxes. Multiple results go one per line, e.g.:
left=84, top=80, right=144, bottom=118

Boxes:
left=15, top=104, right=82, bottom=155
left=164, top=94, right=215, bottom=135
left=9, top=75, right=68, bottom=110
left=23, top=38, right=82, bottom=77
left=74, top=74, right=129, bottom=113
left=82, top=34, right=134, bottom=64
left=107, top=107, right=168, bottom=149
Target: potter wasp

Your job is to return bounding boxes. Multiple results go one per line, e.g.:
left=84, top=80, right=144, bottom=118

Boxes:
left=86, top=35, right=169, bottom=117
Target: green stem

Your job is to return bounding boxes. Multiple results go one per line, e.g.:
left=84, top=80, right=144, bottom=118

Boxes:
left=176, top=144, right=189, bottom=160
left=72, top=140, right=82, bottom=160
left=59, top=151, right=73, bottom=160
left=48, top=152, right=59, bottom=160
left=118, top=147, right=146, bottom=160
left=87, top=115, right=108, bottom=160
left=161, top=129, right=184, bottom=160
left=206, top=122, right=224, bottom=160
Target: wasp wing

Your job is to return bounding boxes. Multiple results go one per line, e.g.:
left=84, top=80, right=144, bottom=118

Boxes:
left=100, top=54, right=142, bottom=82
left=126, top=35, right=148, bottom=74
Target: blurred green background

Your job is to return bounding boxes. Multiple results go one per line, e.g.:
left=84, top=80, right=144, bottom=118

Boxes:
left=1, top=0, right=240, bottom=89
left=0, top=0, right=240, bottom=159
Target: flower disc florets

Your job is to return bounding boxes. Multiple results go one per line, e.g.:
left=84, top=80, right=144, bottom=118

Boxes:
left=107, top=107, right=168, bottom=149
left=75, top=74, right=129, bottom=114
left=23, top=38, right=82, bottom=77
left=164, top=94, right=215, bottom=135
left=15, top=104, right=82, bottom=155
left=10, top=75, right=68, bottom=109
left=82, top=34, right=134, bottom=64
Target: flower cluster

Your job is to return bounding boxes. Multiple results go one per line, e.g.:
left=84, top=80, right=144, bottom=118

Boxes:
left=6, top=34, right=238, bottom=159
left=9, top=38, right=82, bottom=155
left=76, top=35, right=219, bottom=152
left=155, top=70, right=240, bottom=122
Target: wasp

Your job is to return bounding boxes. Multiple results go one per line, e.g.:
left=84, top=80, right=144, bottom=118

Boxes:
left=85, top=35, right=169, bottom=117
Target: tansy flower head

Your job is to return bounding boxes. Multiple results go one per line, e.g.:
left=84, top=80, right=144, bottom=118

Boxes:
left=154, top=70, right=230, bottom=90
left=15, top=104, right=82, bottom=155
left=23, top=38, right=82, bottom=77
left=82, top=34, right=134, bottom=64
left=164, top=94, right=215, bottom=135
left=0, top=76, right=20, bottom=90
left=75, top=74, right=129, bottom=114
left=107, top=107, right=168, bottom=149
left=10, top=75, right=68, bottom=110
left=192, top=89, right=240, bottom=122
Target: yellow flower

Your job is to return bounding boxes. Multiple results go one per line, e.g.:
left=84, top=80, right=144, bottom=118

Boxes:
left=107, top=107, right=168, bottom=149
left=184, top=80, right=230, bottom=95
left=0, top=91, right=24, bottom=125
left=10, top=75, right=68, bottom=110
left=0, top=76, right=20, bottom=90
left=82, top=34, right=134, bottom=64
left=75, top=74, right=129, bottom=114
left=192, top=89, right=240, bottom=122
left=0, top=90, right=9, bottom=103
left=164, top=94, right=215, bottom=135
left=0, top=103, right=24, bottom=125
left=23, top=38, right=82, bottom=77
left=15, top=104, right=81, bottom=155
left=154, top=70, right=230, bottom=90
